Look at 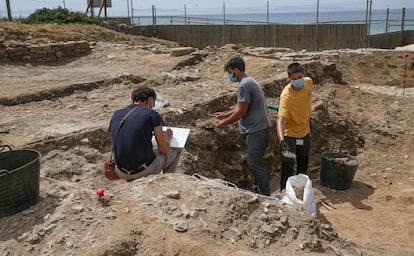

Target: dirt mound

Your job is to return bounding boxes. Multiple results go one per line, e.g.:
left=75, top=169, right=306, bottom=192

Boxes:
left=1, top=170, right=360, bottom=256
left=0, top=21, right=177, bottom=46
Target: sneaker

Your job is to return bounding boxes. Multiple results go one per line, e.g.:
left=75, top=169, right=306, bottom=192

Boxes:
left=251, top=184, right=260, bottom=193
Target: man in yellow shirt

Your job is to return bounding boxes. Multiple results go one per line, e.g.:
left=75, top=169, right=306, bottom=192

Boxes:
left=277, top=63, right=313, bottom=191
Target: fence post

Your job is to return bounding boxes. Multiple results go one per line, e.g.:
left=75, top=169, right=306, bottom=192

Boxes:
left=401, top=8, right=406, bottom=31
left=130, top=0, right=134, bottom=23
left=368, top=0, right=372, bottom=35
left=152, top=5, right=157, bottom=36
left=6, top=0, right=12, bottom=21
left=126, top=0, right=130, bottom=26
left=267, top=1, right=269, bottom=24
left=222, top=2, right=226, bottom=46
left=184, top=4, right=187, bottom=25
left=184, top=4, right=188, bottom=45
left=386, top=8, right=389, bottom=33
left=316, top=0, right=320, bottom=51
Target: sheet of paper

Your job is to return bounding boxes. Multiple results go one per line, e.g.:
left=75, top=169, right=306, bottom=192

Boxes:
left=151, top=127, right=190, bottom=148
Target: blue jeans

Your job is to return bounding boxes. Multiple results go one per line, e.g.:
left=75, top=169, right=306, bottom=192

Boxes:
left=245, top=127, right=270, bottom=196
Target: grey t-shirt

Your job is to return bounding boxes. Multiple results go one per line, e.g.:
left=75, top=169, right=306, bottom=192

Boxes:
left=237, top=76, right=272, bottom=133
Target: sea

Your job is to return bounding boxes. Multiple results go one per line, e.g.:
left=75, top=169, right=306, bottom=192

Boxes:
left=132, top=8, right=414, bottom=35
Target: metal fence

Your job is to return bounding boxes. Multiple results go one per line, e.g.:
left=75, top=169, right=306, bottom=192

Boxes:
left=132, top=14, right=413, bottom=35
left=122, top=4, right=414, bottom=51
left=129, top=5, right=413, bottom=35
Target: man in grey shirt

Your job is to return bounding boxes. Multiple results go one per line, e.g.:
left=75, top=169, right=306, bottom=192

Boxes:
left=214, top=56, right=272, bottom=196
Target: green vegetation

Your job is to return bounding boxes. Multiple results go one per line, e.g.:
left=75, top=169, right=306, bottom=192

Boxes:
left=22, top=7, right=105, bottom=26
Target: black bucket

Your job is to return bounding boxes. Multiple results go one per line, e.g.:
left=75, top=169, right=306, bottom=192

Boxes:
left=320, top=152, right=359, bottom=190
left=0, top=148, right=41, bottom=217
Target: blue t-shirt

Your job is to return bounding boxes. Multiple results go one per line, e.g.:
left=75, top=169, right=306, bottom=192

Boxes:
left=108, top=104, right=164, bottom=171
left=237, top=76, right=272, bottom=133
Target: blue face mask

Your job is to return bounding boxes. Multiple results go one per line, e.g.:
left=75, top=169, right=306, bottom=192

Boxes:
left=228, top=73, right=238, bottom=83
left=291, top=77, right=304, bottom=89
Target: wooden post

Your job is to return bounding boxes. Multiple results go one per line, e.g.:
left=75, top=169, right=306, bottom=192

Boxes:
left=6, top=0, right=12, bottom=21
left=98, top=0, right=107, bottom=17
left=85, top=0, right=92, bottom=15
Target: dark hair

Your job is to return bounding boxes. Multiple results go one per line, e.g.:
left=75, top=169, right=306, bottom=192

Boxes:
left=287, top=62, right=305, bottom=76
left=224, top=56, right=245, bottom=72
left=131, top=86, right=157, bottom=103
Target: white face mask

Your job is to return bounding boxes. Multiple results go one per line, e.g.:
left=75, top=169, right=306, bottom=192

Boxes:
left=228, top=72, right=238, bottom=83
left=291, top=77, right=304, bottom=89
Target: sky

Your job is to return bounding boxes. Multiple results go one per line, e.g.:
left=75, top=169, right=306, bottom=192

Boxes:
left=1, top=0, right=413, bottom=18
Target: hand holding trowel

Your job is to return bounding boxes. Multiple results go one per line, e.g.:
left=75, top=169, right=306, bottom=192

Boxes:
left=280, top=140, right=296, bottom=159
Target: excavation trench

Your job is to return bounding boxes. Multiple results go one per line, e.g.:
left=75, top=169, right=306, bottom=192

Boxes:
left=21, top=85, right=361, bottom=193
left=0, top=60, right=363, bottom=193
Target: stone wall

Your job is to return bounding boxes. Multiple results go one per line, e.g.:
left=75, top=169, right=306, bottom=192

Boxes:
left=0, top=40, right=91, bottom=62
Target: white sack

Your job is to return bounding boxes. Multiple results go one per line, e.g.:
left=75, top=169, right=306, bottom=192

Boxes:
left=281, top=174, right=316, bottom=214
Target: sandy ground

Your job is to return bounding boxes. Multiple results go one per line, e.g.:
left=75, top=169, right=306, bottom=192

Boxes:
left=0, top=23, right=414, bottom=256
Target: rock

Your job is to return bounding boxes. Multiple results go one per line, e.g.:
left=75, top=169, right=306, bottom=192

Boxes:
left=164, top=191, right=181, bottom=199
left=174, top=221, right=188, bottom=232
left=170, top=47, right=196, bottom=57
left=72, top=205, right=83, bottom=213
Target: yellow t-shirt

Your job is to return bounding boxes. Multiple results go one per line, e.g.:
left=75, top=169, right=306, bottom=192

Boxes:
left=278, top=77, right=313, bottom=138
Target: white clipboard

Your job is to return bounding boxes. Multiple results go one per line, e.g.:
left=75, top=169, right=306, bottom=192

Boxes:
left=151, top=127, right=190, bottom=148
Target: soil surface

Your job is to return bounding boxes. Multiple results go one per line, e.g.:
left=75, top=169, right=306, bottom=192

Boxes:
left=1, top=23, right=413, bottom=256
